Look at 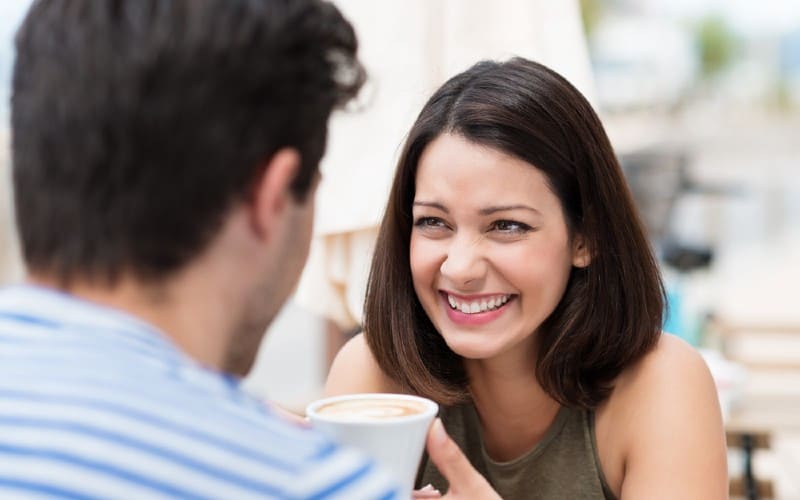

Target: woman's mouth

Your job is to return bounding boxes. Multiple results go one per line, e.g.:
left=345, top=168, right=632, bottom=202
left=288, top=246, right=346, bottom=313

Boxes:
left=445, top=292, right=513, bottom=314
left=440, top=292, right=516, bottom=325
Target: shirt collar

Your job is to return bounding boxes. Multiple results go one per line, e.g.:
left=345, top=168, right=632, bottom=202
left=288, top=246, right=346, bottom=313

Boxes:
left=0, top=283, right=183, bottom=359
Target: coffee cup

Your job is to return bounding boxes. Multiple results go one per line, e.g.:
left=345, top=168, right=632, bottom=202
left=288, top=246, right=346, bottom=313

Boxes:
left=306, top=393, right=438, bottom=498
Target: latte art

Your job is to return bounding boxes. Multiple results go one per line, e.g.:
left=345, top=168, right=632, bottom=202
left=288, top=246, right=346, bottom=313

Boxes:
left=315, top=398, right=426, bottom=421
left=307, top=393, right=438, bottom=499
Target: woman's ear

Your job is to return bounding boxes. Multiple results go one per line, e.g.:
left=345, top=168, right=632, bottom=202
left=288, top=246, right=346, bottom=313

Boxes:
left=572, top=235, right=592, bottom=268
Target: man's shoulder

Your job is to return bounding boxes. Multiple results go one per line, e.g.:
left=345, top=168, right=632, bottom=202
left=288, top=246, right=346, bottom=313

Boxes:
left=0, top=363, right=399, bottom=498
left=0, top=288, right=399, bottom=498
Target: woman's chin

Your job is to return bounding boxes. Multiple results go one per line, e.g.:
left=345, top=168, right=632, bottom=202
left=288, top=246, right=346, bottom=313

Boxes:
left=441, top=334, right=501, bottom=360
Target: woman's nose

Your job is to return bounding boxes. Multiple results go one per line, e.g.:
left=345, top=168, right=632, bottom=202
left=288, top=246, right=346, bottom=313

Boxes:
left=440, top=237, right=487, bottom=288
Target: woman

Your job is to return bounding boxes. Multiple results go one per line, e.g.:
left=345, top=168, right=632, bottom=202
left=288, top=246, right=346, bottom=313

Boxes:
left=326, top=58, right=727, bottom=499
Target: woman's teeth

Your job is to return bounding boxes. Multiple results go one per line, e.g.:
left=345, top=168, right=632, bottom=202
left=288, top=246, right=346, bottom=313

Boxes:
left=447, top=294, right=511, bottom=314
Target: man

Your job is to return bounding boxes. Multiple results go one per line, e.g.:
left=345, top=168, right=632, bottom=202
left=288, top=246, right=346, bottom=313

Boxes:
left=1, top=0, right=501, bottom=497
left=0, top=0, right=397, bottom=497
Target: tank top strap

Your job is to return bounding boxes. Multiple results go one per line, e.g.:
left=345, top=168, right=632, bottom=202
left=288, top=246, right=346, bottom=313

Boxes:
left=587, top=410, right=617, bottom=500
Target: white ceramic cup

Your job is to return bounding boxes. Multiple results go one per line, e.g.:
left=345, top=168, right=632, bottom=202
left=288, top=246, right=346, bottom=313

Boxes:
left=306, top=393, right=439, bottom=498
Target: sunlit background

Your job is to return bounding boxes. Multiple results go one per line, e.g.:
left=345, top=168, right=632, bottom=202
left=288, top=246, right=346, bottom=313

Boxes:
left=0, top=0, right=798, bottom=497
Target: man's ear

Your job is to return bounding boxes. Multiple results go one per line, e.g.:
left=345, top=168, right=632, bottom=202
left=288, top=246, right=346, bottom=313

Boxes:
left=250, top=148, right=301, bottom=239
left=572, top=234, right=592, bottom=268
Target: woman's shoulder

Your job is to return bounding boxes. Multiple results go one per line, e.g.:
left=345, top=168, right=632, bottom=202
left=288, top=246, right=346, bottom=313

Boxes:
left=597, top=333, right=727, bottom=498
left=324, top=332, right=404, bottom=396
left=610, top=333, right=715, bottom=407
left=603, top=333, right=721, bottom=435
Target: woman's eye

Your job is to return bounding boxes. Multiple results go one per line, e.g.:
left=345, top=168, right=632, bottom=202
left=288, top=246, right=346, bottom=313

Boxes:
left=414, top=216, right=447, bottom=228
left=491, top=220, right=531, bottom=233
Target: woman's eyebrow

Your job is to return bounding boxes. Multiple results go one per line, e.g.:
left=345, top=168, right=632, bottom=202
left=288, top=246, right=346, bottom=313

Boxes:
left=413, top=201, right=542, bottom=216
left=479, top=204, right=541, bottom=216
left=413, top=200, right=448, bottom=213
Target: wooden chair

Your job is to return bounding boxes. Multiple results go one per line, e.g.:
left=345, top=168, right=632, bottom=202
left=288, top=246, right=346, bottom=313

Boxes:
left=709, top=319, right=800, bottom=499
left=726, top=430, right=774, bottom=499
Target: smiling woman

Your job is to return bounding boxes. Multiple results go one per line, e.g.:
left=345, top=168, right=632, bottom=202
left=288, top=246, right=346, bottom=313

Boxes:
left=410, top=134, right=586, bottom=361
left=325, top=57, right=728, bottom=499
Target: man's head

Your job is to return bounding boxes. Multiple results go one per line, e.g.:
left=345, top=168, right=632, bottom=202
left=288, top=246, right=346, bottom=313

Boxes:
left=11, top=0, right=364, bottom=374
left=12, top=0, right=363, bottom=285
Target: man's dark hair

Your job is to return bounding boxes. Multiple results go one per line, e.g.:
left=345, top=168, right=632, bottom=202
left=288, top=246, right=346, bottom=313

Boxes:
left=364, top=58, right=664, bottom=409
left=11, top=0, right=364, bottom=284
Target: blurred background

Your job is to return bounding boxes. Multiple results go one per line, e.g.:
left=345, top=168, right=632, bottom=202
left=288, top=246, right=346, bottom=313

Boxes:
left=0, top=0, right=798, bottom=497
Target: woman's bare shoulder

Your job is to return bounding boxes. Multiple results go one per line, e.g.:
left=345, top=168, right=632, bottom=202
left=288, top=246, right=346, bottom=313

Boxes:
left=606, top=333, right=722, bottom=435
left=603, top=333, right=728, bottom=498
left=614, top=333, right=710, bottom=392
left=324, top=332, right=403, bottom=396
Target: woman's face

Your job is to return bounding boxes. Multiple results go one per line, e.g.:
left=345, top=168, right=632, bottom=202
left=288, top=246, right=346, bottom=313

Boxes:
left=410, top=133, right=588, bottom=362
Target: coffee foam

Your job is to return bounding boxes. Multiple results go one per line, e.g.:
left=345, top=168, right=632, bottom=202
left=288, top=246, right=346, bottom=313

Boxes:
left=315, top=398, right=427, bottom=421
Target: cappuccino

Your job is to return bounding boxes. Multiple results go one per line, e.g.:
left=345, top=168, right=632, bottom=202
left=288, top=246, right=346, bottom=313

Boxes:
left=315, top=397, right=426, bottom=421
left=306, top=393, right=438, bottom=499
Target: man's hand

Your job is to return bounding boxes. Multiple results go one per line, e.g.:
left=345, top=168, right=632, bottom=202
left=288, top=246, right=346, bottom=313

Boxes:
left=420, top=418, right=501, bottom=499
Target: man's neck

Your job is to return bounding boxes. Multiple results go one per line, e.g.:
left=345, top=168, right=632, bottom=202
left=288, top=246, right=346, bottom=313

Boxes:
left=28, top=270, right=235, bottom=371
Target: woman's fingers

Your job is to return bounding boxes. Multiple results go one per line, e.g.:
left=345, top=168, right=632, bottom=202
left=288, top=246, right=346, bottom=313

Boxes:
left=425, top=419, right=501, bottom=499
left=413, top=483, right=442, bottom=498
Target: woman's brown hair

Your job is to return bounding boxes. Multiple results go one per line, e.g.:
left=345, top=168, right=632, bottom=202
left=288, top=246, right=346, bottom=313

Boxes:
left=364, top=58, right=664, bottom=408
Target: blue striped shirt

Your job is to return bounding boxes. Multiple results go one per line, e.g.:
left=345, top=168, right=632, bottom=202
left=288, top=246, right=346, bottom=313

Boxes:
left=0, top=285, right=398, bottom=499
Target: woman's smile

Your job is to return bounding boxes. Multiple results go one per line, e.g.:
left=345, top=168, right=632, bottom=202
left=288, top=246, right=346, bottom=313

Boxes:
left=440, top=291, right=517, bottom=326
left=410, top=133, right=582, bottom=360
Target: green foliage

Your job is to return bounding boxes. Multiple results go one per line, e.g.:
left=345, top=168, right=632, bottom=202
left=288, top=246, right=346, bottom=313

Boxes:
left=579, top=0, right=602, bottom=38
left=695, top=16, right=737, bottom=79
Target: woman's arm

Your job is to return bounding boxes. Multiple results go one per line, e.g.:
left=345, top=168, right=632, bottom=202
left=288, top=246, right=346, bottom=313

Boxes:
left=614, top=334, right=728, bottom=499
left=326, top=333, right=504, bottom=500
left=324, top=332, right=403, bottom=396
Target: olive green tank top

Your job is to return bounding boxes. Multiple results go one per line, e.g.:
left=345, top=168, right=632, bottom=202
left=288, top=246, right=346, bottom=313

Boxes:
left=416, top=404, right=616, bottom=499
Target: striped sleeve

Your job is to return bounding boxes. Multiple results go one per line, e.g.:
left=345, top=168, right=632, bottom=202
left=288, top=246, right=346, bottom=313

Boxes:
left=0, top=287, right=402, bottom=499
left=286, top=445, right=399, bottom=499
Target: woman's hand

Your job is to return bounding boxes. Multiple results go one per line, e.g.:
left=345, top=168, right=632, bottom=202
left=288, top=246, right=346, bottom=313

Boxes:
left=413, top=484, right=442, bottom=498
left=268, top=403, right=310, bottom=427
left=422, top=419, right=501, bottom=499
